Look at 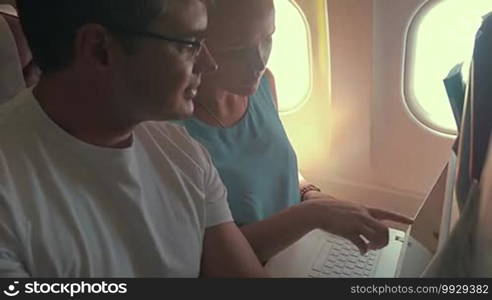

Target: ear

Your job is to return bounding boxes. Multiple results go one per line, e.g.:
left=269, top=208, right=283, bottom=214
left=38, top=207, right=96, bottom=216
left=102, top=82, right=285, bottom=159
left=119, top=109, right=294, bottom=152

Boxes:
left=72, top=24, right=112, bottom=71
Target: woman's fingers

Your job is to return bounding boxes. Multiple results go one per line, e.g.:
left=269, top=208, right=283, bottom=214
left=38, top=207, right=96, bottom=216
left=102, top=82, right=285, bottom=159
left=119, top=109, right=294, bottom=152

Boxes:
left=368, top=208, right=414, bottom=224
left=360, top=219, right=389, bottom=250
left=348, top=235, right=369, bottom=255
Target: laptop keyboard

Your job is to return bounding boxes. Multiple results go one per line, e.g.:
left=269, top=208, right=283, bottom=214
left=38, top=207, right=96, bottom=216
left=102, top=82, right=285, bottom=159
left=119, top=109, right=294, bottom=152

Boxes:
left=308, top=234, right=381, bottom=278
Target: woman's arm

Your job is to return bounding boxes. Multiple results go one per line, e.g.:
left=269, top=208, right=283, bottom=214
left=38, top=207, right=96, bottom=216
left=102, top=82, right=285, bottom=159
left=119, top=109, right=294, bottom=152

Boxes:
left=255, top=69, right=413, bottom=262
left=239, top=204, right=313, bottom=263
left=201, top=222, right=268, bottom=277
left=240, top=199, right=413, bottom=263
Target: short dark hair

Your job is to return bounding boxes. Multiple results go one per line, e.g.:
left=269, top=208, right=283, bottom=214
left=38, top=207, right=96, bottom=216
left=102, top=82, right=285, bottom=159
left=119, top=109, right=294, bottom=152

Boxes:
left=16, top=0, right=166, bottom=73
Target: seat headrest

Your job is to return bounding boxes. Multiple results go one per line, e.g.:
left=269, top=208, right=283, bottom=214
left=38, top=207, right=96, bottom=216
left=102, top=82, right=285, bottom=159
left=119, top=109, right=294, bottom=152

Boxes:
left=0, top=5, right=40, bottom=104
left=470, top=13, right=492, bottom=181
left=0, top=11, right=24, bottom=102
left=0, top=4, right=16, bottom=16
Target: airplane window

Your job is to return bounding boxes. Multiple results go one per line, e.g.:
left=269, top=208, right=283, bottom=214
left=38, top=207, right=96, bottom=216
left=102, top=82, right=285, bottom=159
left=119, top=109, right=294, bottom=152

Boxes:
left=405, top=0, right=492, bottom=134
left=268, top=0, right=311, bottom=113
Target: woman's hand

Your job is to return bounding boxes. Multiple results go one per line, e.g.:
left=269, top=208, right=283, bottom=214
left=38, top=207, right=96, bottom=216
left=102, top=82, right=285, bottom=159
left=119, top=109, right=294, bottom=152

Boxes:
left=300, top=192, right=414, bottom=254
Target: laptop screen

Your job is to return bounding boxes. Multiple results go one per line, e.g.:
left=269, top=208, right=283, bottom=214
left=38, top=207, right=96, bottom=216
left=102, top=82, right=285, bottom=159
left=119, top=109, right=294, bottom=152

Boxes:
left=407, top=161, right=454, bottom=254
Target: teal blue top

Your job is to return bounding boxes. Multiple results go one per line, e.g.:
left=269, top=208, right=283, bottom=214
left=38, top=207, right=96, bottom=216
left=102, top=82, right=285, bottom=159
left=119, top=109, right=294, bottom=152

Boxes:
left=179, top=76, right=300, bottom=225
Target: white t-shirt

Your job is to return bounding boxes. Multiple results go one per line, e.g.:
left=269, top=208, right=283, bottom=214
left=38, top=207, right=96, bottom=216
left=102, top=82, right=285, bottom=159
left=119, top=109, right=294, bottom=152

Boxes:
left=0, top=89, right=233, bottom=277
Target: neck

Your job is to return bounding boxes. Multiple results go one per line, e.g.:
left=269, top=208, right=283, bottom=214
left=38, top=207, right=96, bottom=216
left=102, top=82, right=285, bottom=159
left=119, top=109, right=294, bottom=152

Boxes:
left=193, top=84, right=248, bottom=128
left=34, top=73, right=135, bottom=148
left=196, top=84, right=241, bottom=109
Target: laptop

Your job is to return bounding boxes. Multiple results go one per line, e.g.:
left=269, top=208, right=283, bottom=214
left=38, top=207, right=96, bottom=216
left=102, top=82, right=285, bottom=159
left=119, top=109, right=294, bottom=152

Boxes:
left=265, top=160, right=457, bottom=278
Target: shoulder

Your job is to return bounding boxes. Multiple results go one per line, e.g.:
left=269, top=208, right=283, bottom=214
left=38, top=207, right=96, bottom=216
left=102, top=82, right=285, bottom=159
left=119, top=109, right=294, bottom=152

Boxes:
left=262, top=69, right=278, bottom=111
left=0, top=89, right=34, bottom=143
left=0, top=91, right=26, bottom=125
left=263, top=68, right=276, bottom=89
left=139, top=121, right=191, bottom=141
left=136, top=121, right=213, bottom=171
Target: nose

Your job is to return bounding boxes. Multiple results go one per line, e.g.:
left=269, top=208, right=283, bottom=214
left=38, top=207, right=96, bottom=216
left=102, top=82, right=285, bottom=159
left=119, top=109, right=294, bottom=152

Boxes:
left=193, top=44, right=218, bottom=75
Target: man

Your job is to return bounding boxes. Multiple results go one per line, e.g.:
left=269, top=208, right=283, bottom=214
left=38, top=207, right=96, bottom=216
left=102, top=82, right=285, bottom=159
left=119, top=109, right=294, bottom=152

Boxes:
left=0, top=0, right=266, bottom=277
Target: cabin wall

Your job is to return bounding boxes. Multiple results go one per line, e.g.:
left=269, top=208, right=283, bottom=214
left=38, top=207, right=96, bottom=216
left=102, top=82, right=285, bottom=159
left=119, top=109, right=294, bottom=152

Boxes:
left=371, top=0, right=455, bottom=208
left=284, top=0, right=455, bottom=216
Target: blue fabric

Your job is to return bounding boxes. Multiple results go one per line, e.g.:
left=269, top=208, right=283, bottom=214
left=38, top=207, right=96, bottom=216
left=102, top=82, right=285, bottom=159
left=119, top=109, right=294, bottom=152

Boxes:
left=180, top=75, right=300, bottom=225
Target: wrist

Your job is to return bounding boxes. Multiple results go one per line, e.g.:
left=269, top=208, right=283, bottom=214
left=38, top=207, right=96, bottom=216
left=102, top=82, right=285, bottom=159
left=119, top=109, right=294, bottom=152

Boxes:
left=300, top=184, right=321, bottom=201
left=302, top=190, right=323, bottom=201
left=296, top=201, right=320, bottom=231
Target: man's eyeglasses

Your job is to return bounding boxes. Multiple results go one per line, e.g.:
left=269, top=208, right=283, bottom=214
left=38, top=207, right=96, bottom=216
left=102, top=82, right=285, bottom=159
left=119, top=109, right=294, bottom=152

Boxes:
left=105, top=26, right=205, bottom=60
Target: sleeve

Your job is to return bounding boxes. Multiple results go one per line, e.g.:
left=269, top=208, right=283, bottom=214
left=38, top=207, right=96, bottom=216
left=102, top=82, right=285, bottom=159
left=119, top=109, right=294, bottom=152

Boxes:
left=200, top=146, right=234, bottom=228
left=0, top=191, right=30, bottom=277
left=163, top=123, right=233, bottom=228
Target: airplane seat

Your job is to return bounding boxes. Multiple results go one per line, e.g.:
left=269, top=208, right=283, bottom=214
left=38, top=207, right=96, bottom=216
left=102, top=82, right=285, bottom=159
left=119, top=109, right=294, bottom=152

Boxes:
left=454, top=67, right=473, bottom=211
left=469, top=13, right=492, bottom=183
left=474, top=133, right=492, bottom=276
left=0, top=5, right=40, bottom=103
left=454, top=13, right=492, bottom=211
left=470, top=12, right=492, bottom=277
left=422, top=13, right=492, bottom=277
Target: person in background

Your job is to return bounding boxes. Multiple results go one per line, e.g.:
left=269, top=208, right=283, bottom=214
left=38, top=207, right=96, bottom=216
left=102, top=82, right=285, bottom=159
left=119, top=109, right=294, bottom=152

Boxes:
left=180, top=0, right=413, bottom=262
left=0, top=0, right=266, bottom=277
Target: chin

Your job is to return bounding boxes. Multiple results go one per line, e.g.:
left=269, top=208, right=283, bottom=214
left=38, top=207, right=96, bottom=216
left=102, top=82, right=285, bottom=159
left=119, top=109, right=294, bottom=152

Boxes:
left=174, top=104, right=195, bottom=120
left=232, top=83, right=260, bottom=96
left=175, top=111, right=194, bottom=120
left=159, top=109, right=191, bottom=121
left=158, top=99, right=195, bottom=121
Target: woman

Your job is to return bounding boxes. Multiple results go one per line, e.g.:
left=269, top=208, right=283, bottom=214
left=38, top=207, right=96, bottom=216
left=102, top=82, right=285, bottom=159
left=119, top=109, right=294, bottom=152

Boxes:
left=181, top=0, right=413, bottom=262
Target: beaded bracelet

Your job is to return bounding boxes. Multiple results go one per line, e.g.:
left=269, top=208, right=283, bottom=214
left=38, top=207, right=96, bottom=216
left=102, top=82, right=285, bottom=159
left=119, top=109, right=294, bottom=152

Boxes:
left=300, top=184, right=321, bottom=201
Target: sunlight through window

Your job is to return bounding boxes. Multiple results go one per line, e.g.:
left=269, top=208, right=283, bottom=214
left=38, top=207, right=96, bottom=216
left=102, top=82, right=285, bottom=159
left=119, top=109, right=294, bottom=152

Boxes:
left=406, top=0, right=492, bottom=134
left=268, top=0, right=311, bottom=113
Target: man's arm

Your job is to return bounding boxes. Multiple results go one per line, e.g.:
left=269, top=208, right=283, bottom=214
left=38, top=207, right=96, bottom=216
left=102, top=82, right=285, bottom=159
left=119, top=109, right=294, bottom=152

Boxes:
left=0, top=194, right=30, bottom=277
left=200, top=222, right=268, bottom=277
left=195, top=135, right=267, bottom=278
